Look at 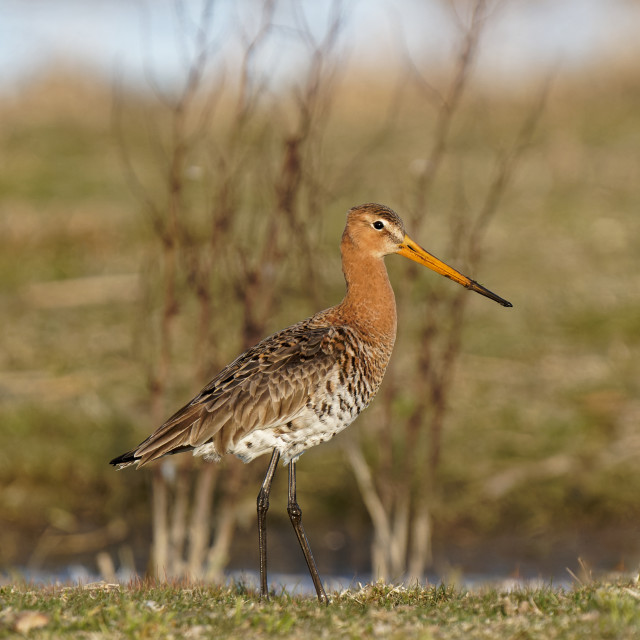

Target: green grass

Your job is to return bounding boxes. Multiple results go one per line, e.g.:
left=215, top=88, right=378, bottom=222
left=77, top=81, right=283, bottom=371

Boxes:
left=1, top=579, right=639, bottom=639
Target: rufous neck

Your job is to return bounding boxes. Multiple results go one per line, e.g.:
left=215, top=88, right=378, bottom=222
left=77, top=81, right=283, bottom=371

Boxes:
left=338, top=236, right=397, bottom=339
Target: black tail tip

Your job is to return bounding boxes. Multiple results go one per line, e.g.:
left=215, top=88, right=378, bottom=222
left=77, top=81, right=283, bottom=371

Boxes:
left=110, top=451, right=137, bottom=466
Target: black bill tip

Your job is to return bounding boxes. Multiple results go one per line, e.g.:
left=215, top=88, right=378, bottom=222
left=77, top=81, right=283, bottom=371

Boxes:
left=468, top=280, right=512, bottom=308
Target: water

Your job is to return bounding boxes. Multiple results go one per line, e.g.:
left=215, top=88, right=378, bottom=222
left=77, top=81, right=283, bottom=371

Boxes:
left=6, top=525, right=637, bottom=592
left=2, top=566, right=573, bottom=594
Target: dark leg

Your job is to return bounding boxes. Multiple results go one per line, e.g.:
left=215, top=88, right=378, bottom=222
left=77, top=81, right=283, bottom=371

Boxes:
left=257, top=448, right=280, bottom=600
left=287, top=460, right=328, bottom=604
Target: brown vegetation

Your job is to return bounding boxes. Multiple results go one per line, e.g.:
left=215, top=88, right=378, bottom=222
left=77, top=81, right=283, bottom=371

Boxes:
left=1, top=0, right=639, bottom=584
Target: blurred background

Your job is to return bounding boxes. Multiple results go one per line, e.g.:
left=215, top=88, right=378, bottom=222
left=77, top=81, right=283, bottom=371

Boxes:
left=1, top=0, right=639, bottom=587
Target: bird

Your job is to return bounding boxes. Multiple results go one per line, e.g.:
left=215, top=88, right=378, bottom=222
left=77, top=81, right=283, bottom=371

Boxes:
left=110, top=203, right=511, bottom=603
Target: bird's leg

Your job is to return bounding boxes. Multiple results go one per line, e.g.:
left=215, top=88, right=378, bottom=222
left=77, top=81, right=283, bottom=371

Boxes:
left=257, top=448, right=280, bottom=600
left=287, top=460, right=329, bottom=604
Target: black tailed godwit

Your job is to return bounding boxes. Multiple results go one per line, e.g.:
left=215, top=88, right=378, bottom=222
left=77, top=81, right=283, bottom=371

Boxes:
left=110, top=203, right=511, bottom=602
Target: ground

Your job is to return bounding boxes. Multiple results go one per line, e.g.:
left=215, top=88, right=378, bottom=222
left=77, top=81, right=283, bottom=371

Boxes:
left=1, top=578, right=639, bottom=639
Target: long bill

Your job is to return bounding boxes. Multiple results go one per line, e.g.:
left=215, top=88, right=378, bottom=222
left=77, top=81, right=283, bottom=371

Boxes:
left=396, top=235, right=512, bottom=308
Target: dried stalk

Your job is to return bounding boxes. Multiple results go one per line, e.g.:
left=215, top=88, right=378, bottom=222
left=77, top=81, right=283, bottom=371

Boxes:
left=187, top=463, right=218, bottom=577
left=123, top=0, right=347, bottom=582
left=347, top=0, right=547, bottom=582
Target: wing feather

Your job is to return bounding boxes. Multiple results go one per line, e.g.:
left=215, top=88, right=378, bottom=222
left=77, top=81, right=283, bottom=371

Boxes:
left=117, top=319, right=343, bottom=467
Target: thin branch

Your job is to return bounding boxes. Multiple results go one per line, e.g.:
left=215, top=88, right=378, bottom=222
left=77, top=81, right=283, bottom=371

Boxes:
left=410, top=0, right=487, bottom=228
left=344, top=438, right=392, bottom=567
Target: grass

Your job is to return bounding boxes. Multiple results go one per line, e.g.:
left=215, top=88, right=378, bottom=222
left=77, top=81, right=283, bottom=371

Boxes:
left=1, top=578, right=639, bottom=639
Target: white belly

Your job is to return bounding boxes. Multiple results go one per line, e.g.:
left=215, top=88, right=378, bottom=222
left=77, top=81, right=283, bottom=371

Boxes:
left=193, top=399, right=359, bottom=465
left=191, top=352, right=380, bottom=466
left=229, top=407, right=357, bottom=464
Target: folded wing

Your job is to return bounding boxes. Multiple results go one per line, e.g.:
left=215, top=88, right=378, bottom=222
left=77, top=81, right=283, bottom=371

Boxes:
left=110, top=321, right=340, bottom=468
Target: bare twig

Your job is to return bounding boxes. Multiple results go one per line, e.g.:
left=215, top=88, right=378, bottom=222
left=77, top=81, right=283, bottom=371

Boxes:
left=409, top=0, right=487, bottom=227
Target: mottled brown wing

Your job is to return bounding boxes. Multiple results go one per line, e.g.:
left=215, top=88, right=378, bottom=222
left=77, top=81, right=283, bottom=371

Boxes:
left=113, top=320, right=342, bottom=467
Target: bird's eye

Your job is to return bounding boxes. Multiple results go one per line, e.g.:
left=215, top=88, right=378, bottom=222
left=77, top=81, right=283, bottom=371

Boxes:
left=373, top=220, right=385, bottom=230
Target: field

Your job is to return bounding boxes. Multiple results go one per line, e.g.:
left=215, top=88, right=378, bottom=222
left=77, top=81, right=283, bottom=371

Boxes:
left=1, top=49, right=639, bottom=586
left=2, top=578, right=640, bottom=639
